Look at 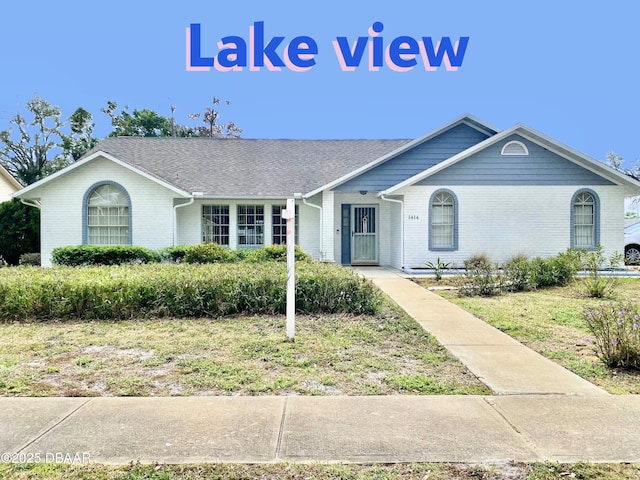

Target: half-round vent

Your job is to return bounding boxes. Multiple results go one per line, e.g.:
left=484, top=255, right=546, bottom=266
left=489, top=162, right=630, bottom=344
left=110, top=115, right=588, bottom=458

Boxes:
left=501, top=140, right=529, bottom=156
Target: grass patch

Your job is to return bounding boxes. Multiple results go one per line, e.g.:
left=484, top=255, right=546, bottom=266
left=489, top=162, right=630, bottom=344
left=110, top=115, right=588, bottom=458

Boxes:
left=0, top=299, right=488, bottom=397
left=415, top=277, right=640, bottom=394
left=1, top=461, right=639, bottom=480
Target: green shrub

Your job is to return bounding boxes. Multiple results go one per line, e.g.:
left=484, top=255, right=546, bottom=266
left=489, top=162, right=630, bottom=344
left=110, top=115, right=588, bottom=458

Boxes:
left=584, top=303, right=640, bottom=369
left=530, top=250, right=580, bottom=288
left=158, top=245, right=190, bottom=263
left=245, top=244, right=312, bottom=263
left=460, top=257, right=503, bottom=297
left=183, top=243, right=236, bottom=264
left=52, top=245, right=161, bottom=266
left=503, top=255, right=533, bottom=292
left=18, top=253, right=41, bottom=266
left=0, top=263, right=381, bottom=320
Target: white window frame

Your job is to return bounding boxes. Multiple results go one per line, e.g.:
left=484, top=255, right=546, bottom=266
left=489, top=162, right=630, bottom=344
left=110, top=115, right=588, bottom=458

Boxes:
left=84, top=182, right=131, bottom=245
left=237, top=204, right=265, bottom=247
left=202, top=205, right=230, bottom=245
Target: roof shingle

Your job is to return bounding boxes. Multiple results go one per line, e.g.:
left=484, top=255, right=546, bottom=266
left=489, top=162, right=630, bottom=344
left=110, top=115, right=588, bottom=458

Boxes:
left=85, top=137, right=411, bottom=197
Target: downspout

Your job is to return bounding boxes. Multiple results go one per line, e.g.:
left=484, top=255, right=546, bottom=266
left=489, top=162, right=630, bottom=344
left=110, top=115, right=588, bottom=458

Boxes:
left=20, top=198, right=41, bottom=209
left=173, top=194, right=198, bottom=246
left=300, top=195, right=323, bottom=261
left=380, top=194, right=404, bottom=270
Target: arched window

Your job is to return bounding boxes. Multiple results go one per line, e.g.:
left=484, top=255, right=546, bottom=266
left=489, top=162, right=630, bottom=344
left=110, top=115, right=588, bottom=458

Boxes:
left=429, top=189, right=458, bottom=251
left=83, top=182, right=131, bottom=245
left=571, top=189, right=599, bottom=249
left=501, top=140, right=529, bottom=156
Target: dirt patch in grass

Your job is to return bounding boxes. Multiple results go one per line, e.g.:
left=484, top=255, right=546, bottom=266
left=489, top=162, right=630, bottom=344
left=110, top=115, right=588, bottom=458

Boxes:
left=0, top=301, right=489, bottom=397
left=414, top=277, right=640, bottom=394
left=1, top=461, right=639, bottom=480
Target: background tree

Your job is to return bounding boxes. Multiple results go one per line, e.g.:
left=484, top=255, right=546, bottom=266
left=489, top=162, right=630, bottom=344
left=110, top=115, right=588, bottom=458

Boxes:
left=0, top=199, right=40, bottom=265
left=0, top=95, right=66, bottom=185
left=607, top=151, right=640, bottom=179
left=102, top=101, right=172, bottom=137
left=61, top=107, right=99, bottom=160
left=608, top=151, right=640, bottom=211
left=188, top=98, right=242, bottom=138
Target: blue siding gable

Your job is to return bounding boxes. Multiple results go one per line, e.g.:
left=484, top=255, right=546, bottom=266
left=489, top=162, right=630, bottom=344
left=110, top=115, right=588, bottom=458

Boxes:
left=416, top=135, right=615, bottom=186
left=334, top=123, right=490, bottom=191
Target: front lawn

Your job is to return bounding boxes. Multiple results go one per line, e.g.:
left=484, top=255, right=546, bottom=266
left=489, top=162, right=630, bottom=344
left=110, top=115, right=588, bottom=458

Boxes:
left=415, top=277, right=640, bottom=394
left=0, top=299, right=489, bottom=397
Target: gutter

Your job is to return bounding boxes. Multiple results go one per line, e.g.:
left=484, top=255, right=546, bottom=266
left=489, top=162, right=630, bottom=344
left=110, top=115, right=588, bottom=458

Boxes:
left=173, top=193, right=202, bottom=245
left=379, top=194, right=404, bottom=270
left=20, top=198, right=41, bottom=209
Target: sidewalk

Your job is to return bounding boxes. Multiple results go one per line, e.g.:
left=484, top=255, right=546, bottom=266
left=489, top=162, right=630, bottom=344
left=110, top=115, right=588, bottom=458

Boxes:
left=2, top=395, right=639, bottom=464
left=2, top=267, right=639, bottom=465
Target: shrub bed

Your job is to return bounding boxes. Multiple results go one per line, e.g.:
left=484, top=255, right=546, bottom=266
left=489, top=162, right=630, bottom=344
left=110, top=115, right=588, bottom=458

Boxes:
left=459, top=249, right=583, bottom=296
left=0, top=263, right=381, bottom=320
left=52, top=245, right=161, bottom=266
left=53, top=243, right=313, bottom=266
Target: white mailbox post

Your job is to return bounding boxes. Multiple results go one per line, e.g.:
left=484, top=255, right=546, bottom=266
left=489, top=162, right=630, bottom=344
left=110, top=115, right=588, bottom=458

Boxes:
left=281, top=198, right=296, bottom=339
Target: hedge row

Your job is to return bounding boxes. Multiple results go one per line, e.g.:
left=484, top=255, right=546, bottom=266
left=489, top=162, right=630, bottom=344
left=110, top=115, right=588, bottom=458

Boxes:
left=0, top=263, right=381, bottom=320
left=51, top=244, right=312, bottom=266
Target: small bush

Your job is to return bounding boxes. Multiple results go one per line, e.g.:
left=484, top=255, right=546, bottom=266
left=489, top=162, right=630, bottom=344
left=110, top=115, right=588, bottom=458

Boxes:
left=502, top=256, right=533, bottom=292
left=465, top=252, right=492, bottom=269
left=460, top=257, right=503, bottom=297
left=584, top=303, right=640, bottom=369
left=183, top=243, right=236, bottom=264
left=575, top=244, right=623, bottom=298
left=158, top=245, right=190, bottom=263
left=530, top=250, right=580, bottom=288
left=425, top=257, right=451, bottom=282
left=19, top=253, right=41, bottom=266
left=245, top=244, right=312, bottom=263
left=52, top=245, right=161, bottom=266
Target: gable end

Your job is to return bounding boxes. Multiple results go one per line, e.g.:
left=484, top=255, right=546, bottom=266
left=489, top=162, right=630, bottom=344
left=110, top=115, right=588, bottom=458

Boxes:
left=335, top=123, right=491, bottom=192
left=416, top=135, right=615, bottom=186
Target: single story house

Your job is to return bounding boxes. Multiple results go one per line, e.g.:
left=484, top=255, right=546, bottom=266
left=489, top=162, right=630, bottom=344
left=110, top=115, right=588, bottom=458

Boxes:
left=1, top=164, right=22, bottom=203
left=14, top=114, right=640, bottom=268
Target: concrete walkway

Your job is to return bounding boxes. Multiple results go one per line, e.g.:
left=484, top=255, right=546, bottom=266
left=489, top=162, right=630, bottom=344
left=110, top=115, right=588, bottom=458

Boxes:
left=2, top=267, right=639, bottom=465
left=354, top=267, right=608, bottom=396
left=2, top=395, right=640, bottom=464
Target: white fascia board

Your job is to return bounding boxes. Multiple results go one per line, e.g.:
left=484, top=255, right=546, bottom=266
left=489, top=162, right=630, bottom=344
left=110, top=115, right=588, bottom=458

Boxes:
left=14, top=151, right=191, bottom=199
left=304, top=114, right=499, bottom=198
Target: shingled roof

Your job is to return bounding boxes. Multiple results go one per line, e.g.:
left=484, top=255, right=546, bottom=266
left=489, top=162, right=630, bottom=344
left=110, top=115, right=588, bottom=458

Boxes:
left=83, top=137, right=411, bottom=197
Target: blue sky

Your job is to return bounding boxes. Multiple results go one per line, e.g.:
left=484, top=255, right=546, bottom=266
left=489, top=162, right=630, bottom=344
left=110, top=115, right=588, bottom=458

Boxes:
left=1, top=1, right=639, bottom=167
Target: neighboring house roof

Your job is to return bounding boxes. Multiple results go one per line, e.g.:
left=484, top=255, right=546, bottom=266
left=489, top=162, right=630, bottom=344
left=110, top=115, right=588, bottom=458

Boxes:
left=1, top=164, right=22, bottom=192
